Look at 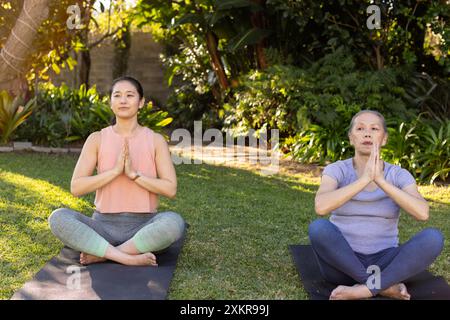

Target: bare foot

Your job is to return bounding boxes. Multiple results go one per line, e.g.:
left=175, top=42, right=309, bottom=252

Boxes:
left=125, top=252, right=158, bottom=266
left=80, top=252, right=107, bottom=265
left=380, top=283, right=411, bottom=300
left=330, top=284, right=373, bottom=300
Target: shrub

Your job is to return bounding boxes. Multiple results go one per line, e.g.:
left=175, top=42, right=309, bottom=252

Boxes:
left=165, top=84, right=221, bottom=131
left=413, top=118, right=449, bottom=184
left=137, top=101, right=173, bottom=137
left=14, top=83, right=111, bottom=147
left=0, top=91, right=36, bottom=145
left=223, top=47, right=449, bottom=184
left=288, top=122, right=353, bottom=165
left=14, top=83, right=173, bottom=146
left=225, top=48, right=415, bottom=140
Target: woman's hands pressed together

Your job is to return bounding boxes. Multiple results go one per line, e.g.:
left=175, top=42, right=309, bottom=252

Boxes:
left=113, top=140, right=126, bottom=176
left=361, top=142, right=384, bottom=185
left=113, top=139, right=138, bottom=180
left=107, top=134, right=177, bottom=198
left=373, top=142, right=385, bottom=184
left=124, top=139, right=138, bottom=179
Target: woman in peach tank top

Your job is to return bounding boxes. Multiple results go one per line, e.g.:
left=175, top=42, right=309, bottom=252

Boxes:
left=48, top=76, right=185, bottom=267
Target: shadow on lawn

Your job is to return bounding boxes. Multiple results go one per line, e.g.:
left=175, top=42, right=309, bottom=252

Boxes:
left=0, top=152, right=319, bottom=237
left=1, top=154, right=317, bottom=299
left=4, top=153, right=448, bottom=298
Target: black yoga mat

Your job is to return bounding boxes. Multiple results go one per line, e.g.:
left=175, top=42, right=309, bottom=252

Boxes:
left=289, top=244, right=450, bottom=300
left=11, top=230, right=187, bottom=300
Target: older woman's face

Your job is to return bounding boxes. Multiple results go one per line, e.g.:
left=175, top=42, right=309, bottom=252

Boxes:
left=349, top=113, right=387, bottom=154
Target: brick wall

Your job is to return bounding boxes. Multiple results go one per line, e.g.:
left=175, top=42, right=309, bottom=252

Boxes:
left=50, top=31, right=170, bottom=107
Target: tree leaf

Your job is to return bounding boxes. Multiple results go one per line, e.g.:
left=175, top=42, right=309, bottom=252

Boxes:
left=156, top=117, right=173, bottom=127
left=172, top=13, right=204, bottom=28
left=51, top=63, right=61, bottom=74
left=90, top=15, right=100, bottom=29
left=226, top=28, right=272, bottom=52
left=215, top=0, right=258, bottom=10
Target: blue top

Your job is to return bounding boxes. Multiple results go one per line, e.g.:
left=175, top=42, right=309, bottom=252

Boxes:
left=322, top=158, right=416, bottom=254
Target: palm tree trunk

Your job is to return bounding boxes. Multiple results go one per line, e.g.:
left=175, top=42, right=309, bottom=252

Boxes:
left=0, top=0, right=49, bottom=95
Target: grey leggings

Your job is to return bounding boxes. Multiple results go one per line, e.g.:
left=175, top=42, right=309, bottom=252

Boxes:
left=48, top=208, right=185, bottom=257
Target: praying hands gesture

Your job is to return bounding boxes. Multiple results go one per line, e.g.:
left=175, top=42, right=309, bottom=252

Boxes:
left=113, top=139, right=139, bottom=180
left=361, top=142, right=385, bottom=185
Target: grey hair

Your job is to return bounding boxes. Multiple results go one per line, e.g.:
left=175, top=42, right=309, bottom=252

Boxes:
left=348, top=110, right=387, bottom=135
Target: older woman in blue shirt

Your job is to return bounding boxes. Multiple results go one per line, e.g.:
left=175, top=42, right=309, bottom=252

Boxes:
left=309, top=110, right=444, bottom=300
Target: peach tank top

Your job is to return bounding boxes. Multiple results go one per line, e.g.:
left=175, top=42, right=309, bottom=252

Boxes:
left=94, top=126, right=159, bottom=213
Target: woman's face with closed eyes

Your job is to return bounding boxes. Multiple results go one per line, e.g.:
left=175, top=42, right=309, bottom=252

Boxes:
left=348, top=112, right=387, bottom=156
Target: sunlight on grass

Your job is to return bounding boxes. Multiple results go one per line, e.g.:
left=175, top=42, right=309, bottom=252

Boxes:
left=419, top=185, right=450, bottom=205
left=0, top=153, right=449, bottom=300
left=0, top=170, right=90, bottom=210
left=0, top=166, right=94, bottom=299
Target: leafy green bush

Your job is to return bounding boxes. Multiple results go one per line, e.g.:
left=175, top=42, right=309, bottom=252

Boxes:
left=223, top=65, right=305, bottom=136
left=14, top=83, right=173, bottom=147
left=223, top=48, right=448, bottom=184
left=225, top=49, right=415, bottom=139
left=165, top=84, right=222, bottom=131
left=0, top=91, right=36, bottom=145
left=14, top=83, right=111, bottom=147
left=138, top=101, right=173, bottom=137
left=287, top=122, right=353, bottom=165
left=381, top=117, right=421, bottom=173
left=416, top=118, right=450, bottom=184
left=289, top=114, right=449, bottom=184
left=382, top=116, right=450, bottom=184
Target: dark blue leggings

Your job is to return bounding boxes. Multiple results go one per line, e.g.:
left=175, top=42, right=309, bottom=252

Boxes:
left=308, top=219, right=444, bottom=296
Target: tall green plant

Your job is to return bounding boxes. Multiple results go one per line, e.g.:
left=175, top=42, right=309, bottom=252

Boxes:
left=382, top=118, right=421, bottom=172
left=381, top=116, right=450, bottom=184
left=0, top=91, right=36, bottom=145
left=289, top=123, right=352, bottom=165
left=15, top=83, right=113, bottom=146
left=138, top=101, right=173, bottom=137
left=14, top=83, right=174, bottom=146
left=416, top=119, right=450, bottom=184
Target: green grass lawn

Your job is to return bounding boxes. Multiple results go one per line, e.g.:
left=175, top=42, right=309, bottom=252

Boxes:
left=0, top=152, right=449, bottom=299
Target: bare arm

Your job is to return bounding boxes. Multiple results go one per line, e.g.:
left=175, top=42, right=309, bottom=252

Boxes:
left=371, top=141, right=429, bottom=221
left=315, top=142, right=380, bottom=216
left=70, top=132, right=123, bottom=197
left=376, top=179, right=429, bottom=221
left=315, top=174, right=371, bottom=216
left=131, top=134, right=177, bottom=199
left=316, top=140, right=429, bottom=220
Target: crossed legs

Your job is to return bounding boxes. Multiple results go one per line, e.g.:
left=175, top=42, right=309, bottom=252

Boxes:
left=48, top=208, right=185, bottom=266
left=308, top=219, right=444, bottom=300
